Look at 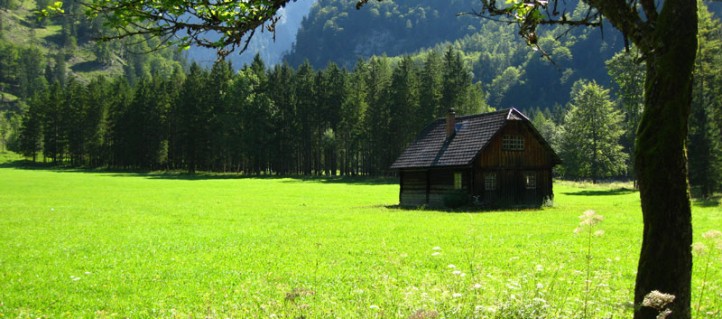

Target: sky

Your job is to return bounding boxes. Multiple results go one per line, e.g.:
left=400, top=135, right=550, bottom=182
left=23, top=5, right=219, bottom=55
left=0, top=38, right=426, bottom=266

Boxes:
left=185, top=0, right=317, bottom=69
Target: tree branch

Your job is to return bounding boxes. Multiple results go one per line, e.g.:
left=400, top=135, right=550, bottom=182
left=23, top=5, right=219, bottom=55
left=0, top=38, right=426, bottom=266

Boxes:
left=84, top=0, right=295, bottom=57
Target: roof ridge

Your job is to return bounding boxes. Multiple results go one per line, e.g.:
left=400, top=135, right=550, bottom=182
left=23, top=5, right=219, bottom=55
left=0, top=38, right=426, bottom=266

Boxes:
left=437, top=108, right=511, bottom=121
left=507, top=107, right=530, bottom=121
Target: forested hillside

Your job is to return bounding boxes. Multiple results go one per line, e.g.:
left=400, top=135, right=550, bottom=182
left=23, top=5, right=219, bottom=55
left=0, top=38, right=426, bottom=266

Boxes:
left=285, top=0, right=626, bottom=110
left=286, top=0, right=481, bottom=68
left=0, top=0, right=184, bottom=152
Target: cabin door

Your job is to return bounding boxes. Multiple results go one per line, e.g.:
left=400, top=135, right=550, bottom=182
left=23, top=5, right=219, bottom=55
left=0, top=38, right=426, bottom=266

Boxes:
left=521, top=171, right=538, bottom=205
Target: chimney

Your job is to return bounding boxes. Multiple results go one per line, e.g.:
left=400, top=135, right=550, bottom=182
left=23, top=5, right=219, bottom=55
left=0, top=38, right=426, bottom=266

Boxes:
left=446, top=108, right=456, bottom=139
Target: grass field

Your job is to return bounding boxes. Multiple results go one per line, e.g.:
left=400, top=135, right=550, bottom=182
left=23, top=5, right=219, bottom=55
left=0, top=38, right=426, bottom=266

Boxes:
left=0, top=153, right=720, bottom=318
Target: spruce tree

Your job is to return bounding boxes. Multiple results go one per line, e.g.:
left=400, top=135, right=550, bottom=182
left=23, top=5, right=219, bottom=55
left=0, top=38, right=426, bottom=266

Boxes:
left=362, top=56, right=392, bottom=175
left=688, top=2, right=722, bottom=198
left=418, top=50, right=442, bottom=125
left=388, top=56, right=420, bottom=164
left=267, top=63, right=298, bottom=175
left=175, top=63, right=210, bottom=174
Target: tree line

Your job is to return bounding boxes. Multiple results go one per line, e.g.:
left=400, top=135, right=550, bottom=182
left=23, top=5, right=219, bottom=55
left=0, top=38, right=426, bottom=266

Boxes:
left=15, top=47, right=490, bottom=175
left=528, top=4, right=722, bottom=197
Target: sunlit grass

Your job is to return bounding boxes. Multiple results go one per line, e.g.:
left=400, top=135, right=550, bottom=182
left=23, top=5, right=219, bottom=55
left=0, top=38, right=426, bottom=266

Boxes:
left=0, top=162, right=719, bottom=318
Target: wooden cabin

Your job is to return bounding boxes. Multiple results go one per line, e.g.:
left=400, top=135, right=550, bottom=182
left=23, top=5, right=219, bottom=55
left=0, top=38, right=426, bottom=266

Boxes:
left=390, top=108, right=561, bottom=208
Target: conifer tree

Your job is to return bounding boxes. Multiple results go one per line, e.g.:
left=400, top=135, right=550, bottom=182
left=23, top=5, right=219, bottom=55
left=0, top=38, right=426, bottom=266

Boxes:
left=418, top=50, right=442, bottom=125
left=559, top=80, right=627, bottom=182
left=317, top=62, right=347, bottom=175
left=267, top=62, right=298, bottom=175
left=41, top=82, right=65, bottom=163
left=688, top=2, right=722, bottom=198
left=63, top=77, right=87, bottom=166
left=175, top=63, right=210, bottom=173
left=19, top=95, right=44, bottom=161
left=339, top=59, right=368, bottom=176
left=241, top=55, right=274, bottom=174
left=208, top=60, right=235, bottom=171
left=441, top=46, right=471, bottom=114
left=295, top=60, right=317, bottom=175
left=363, top=56, right=392, bottom=175
left=388, top=56, right=420, bottom=163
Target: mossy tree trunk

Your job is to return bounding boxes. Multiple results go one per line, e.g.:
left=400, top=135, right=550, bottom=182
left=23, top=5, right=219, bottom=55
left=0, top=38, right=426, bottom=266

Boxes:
left=632, top=0, right=697, bottom=317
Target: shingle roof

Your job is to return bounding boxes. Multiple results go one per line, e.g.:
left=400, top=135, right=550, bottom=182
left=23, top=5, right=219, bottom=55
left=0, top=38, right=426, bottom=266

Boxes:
left=390, top=108, right=531, bottom=169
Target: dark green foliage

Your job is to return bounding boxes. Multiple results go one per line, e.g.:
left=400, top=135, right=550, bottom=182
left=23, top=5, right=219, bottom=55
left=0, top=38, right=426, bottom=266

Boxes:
left=606, top=48, right=645, bottom=179
left=12, top=52, right=501, bottom=175
left=387, top=56, right=419, bottom=167
left=558, top=80, right=627, bottom=182
left=688, top=3, right=722, bottom=198
left=362, top=57, right=393, bottom=175
left=287, top=0, right=480, bottom=68
left=175, top=63, right=211, bottom=174
left=18, top=96, right=44, bottom=160
left=443, top=189, right=469, bottom=208
left=286, top=0, right=624, bottom=110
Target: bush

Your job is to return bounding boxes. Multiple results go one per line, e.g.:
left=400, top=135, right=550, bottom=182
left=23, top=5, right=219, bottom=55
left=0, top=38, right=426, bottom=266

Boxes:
left=443, top=189, right=468, bottom=208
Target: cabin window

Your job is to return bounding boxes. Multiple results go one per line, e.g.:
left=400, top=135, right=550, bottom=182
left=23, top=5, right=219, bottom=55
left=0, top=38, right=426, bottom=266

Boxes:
left=502, top=135, right=525, bottom=151
left=454, top=172, right=462, bottom=189
left=525, top=173, right=537, bottom=189
left=484, top=173, right=497, bottom=191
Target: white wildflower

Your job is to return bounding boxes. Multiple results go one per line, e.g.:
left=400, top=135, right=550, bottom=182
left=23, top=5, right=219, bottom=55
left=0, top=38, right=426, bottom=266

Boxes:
left=431, top=252, right=441, bottom=257
left=447, top=264, right=456, bottom=269
left=452, top=293, right=463, bottom=298
left=642, top=290, right=675, bottom=310
left=432, top=246, right=442, bottom=251
left=369, top=305, right=380, bottom=310
left=702, top=230, right=722, bottom=239
left=579, top=210, right=604, bottom=226
left=472, top=283, right=482, bottom=290
left=452, top=270, right=462, bottom=276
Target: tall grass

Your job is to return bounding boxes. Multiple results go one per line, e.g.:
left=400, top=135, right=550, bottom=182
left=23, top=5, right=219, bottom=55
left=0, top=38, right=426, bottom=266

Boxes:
left=0, top=164, right=719, bottom=318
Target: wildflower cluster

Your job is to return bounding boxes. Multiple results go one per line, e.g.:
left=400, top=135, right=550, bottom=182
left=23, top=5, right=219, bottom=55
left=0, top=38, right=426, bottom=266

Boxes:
left=641, top=290, right=675, bottom=319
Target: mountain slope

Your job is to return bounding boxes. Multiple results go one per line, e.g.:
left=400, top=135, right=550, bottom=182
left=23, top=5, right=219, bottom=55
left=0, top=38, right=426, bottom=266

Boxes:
left=186, top=0, right=316, bottom=68
left=286, top=0, right=483, bottom=68
left=283, top=0, right=627, bottom=109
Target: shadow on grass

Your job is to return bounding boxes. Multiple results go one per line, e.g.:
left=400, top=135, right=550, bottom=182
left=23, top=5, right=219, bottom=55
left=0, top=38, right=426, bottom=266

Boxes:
left=0, top=160, right=397, bottom=185
left=693, top=196, right=721, bottom=208
left=381, top=204, right=546, bottom=213
left=563, top=188, right=637, bottom=196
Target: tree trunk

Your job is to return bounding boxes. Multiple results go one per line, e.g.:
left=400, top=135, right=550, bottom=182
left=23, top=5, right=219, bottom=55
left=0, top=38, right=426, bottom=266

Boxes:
left=633, top=0, right=697, bottom=317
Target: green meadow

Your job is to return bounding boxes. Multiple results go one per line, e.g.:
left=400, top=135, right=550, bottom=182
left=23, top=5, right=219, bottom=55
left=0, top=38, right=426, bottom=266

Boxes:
left=0, top=154, right=720, bottom=318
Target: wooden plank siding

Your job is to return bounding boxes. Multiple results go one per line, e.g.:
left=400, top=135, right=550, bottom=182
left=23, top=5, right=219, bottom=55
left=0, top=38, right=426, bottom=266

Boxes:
left=472, top=120, right=556, bottom=207
left=394, top=110, right=560, bottom=209
left=399, top=170, right=428, bottom=206
left=400, top=168, right=473, bottom=207
left=475, top=121, right=556, bottom=169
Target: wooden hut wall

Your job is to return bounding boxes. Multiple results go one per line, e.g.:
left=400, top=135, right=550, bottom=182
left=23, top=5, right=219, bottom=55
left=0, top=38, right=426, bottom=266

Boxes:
left=472, top=121, right=556, bottom=206
left=475, top=121, right=555, bottom=169
left=427, top=169, right=471, bottom=207
left=399, top=170, right=427, bottom=206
